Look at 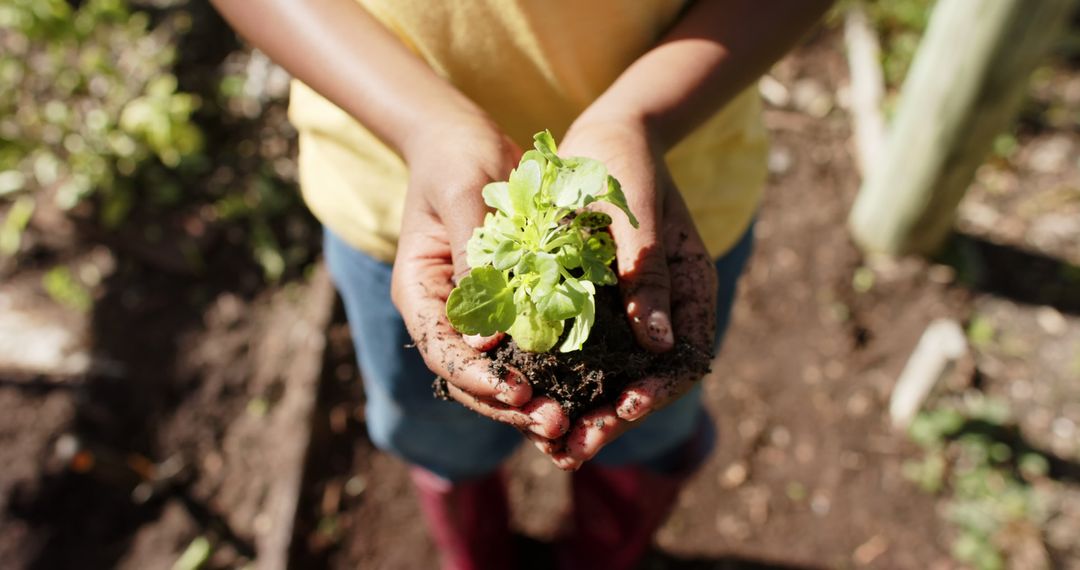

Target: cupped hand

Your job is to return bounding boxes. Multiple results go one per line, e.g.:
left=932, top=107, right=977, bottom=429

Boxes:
left=530, top=115, right=719, bottom=470
left=390, top=115, right=570, bottom=440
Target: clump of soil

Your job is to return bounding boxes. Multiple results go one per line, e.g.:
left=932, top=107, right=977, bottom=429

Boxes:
left=487, top=286, right=712, bottom=420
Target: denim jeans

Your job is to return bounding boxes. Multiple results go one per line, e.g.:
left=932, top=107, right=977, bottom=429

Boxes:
left=325, top=224, right=754, bottom=482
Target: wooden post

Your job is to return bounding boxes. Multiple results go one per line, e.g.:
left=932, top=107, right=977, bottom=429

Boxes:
left=844, top=4, right=887, bottom=176
left=848, top=0, right=1078, bottom=256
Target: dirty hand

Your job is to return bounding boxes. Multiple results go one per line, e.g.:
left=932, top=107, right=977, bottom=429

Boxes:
left=527, top=116, right=719, bottom=470
left=390, top=115, right=570, bottom=441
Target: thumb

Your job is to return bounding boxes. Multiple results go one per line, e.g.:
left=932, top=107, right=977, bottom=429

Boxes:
left=440, top=186, right=506, bottom=352
left=617, top=228, right=674, bottom=353
left=609, top=177, right=673, bottom=352
left=441, top=182, right=492, bottom=283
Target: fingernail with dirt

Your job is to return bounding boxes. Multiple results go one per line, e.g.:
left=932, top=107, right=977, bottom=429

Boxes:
left=527, top=407, right=559, bottom=438
left=618, top=394, right=647, bottom=421
left=647, top=310, right=674, bottom=346
left=492, top=370, right=525, bottom=405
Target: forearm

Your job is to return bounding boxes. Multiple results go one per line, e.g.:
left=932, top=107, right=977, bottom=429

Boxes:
left=209, top=0, right=489, bottom=160
left=582, top=0, right=834, bottom=151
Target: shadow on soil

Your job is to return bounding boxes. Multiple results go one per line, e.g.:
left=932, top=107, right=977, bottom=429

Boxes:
left=642, top=553, right=818, bottom=569
left=950, top=419, right=1080, bottom=484
left=943, top=234, right=1080, bottom=315
left=4, top=5, right=293, bottom=567
left=6, top=260, right=251, bottom=569
left=513, top=533, right=818, bottom=570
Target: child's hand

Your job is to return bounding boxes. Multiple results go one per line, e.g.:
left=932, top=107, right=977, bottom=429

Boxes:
left=391, top=116, right=571, bottom=441
left=528, top=116, right=719, bottom=470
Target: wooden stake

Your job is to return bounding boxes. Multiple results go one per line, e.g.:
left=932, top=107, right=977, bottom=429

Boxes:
left=849, top=0, right=1079, bottom=256
left=844, top=4, right=887, bottom=175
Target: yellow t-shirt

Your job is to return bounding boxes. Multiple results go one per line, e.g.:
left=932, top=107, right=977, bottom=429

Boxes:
left=289, top=0, right=768, bottom=263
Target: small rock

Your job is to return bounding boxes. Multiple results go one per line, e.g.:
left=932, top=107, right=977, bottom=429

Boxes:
left=1027, top=135, right=1074, bottom=174
left=1009, top=379, right=1033, bottom=400
left=810, top=491, right=831, bottom=516
left=344, top=476, right=367, bottom=497
left=720, top=462, right=749, bottom=489
left=1052, top=417, right=1076, bottom=440
left=769, top=426, right=792, bottom=448
left=1035, top=306, right=1068, bottom=335
left=768, top=146, right=794, bottom=176
left=853, top=534, right=889, bottom=566
left=758, top=75, right=791, bottom=107
left=742, top=486, right=770, bottom=526
left=927, top=264, right=956, bottom=285
left=716, top=514, right=751, bottom=540
left=792, top=78, right=834, bottom=118
left=1028, top=213, right=1080, bottom=251
left=847, top=392, right=872, bottom=417
left=958, top=200, right=1002, bottom=230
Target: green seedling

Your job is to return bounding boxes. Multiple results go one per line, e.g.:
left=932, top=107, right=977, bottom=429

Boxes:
left=446, top=130, right=638, bottom=353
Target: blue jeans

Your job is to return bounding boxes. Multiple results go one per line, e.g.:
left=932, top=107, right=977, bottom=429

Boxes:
left=325, top=225, right=754, bottom=482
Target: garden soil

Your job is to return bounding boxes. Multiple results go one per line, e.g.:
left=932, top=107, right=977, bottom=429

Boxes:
left=10, top=26, right=1077, bottom=570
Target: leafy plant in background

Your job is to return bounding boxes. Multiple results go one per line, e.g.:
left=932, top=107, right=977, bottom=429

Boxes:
left=0, top=0, right=202, bottom=218
left=904, top=392, right=1051, bottom=570
left=446, top=131, right=638, bottom=353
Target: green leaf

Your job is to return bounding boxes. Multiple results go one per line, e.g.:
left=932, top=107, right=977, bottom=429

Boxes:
left=555, top=243, right=582, bottom=269
left=533, top=130, right=561, bottom=166
left=535, top=277, right=587, bottom=321
left=508, top=298, right=564, bottom=353
left=580, top=232, right=617, bottom=285
left=481, top=181, right=513, bottom=216
left=508, top=158, right=542, bottom=218
left=574, top=211, right=612, bottom=229
left=550, top=157, right=607, bottom=210
left=492, top=239, right=523, bottom=271
left=465, top=215, right=500, bottom=268
left=172, top=536, right=212, bottom=570
left=602, top=175, right=639, bottom=228
left=559, top=281, right=595, bottom=352
left=446, top=266, right=516, bottom=336
left=516, top=252, right=560, bottom=297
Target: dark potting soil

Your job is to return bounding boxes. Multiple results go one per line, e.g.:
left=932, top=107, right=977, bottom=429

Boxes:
left=486, top=285, right=712, bottom=420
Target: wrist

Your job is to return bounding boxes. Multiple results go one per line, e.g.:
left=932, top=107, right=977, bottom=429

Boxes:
left=568, top=102, right=668, bottom=156
left=399, top=106, right=503, bottom=165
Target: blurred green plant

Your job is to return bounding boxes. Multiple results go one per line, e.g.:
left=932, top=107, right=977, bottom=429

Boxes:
left=0, top=0, right=203, bottom=216
left=43, top=265, right=92, bottom=312
left=861, top=0, right=935, bottom=90
left=904, top=392, right=1051, bottom=570
left=0, top=195, right=34, bottom=256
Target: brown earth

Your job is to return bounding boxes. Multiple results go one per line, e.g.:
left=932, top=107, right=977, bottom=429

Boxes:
left=4, top=20, right=1078, bottom=570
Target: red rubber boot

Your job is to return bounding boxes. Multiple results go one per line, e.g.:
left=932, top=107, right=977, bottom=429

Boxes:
left=559, top=463, right=684, bottom=570
left=559, top=418, right=714, bottom=570
left=409, top=467, right=516, bottom=570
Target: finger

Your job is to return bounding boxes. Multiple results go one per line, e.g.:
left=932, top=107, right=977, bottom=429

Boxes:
left=441, top=188, right=495, bottom=281
left=438, top=139, right=521, bottom=281
left=392, top=210, right=531, bottom=406
left=464, top=332, right=504, bottom=352
left=662, top=188, right=718, bottom=353
left=552, top=406, right=631, bottom=470
left=615, top=376, right=683, bottom=422
left=521, top=429, right=564, bottom=457
left=447, top=383, right=570, bottom=439
left=614, top=192, right=718, bottom=422
left=609, top=179, right=673, bottom=354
